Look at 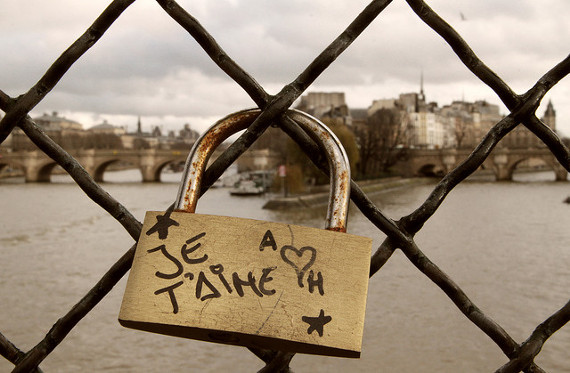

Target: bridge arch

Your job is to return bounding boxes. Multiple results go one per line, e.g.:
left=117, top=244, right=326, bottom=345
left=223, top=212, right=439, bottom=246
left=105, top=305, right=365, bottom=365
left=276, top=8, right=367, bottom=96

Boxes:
left=92, top=158, right=124, bottom=182
left=506, top=155, right=567, bottom=181
left=87, top=151, right=143, bottom=182
left=143, top=157, right=185, bottom=182
left=27, top=160, right=59, bottom=182
left=416, top=163, right=445, bottom=177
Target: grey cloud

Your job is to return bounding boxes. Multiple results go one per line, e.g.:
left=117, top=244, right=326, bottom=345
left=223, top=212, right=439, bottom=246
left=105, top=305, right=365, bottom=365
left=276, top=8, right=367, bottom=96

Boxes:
left=2, top=0, right=569, bottom=135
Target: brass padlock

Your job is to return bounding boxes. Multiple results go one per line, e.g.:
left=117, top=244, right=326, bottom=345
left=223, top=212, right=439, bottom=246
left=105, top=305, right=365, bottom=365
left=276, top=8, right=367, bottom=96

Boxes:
left=119, top=109, right=372, bottom=358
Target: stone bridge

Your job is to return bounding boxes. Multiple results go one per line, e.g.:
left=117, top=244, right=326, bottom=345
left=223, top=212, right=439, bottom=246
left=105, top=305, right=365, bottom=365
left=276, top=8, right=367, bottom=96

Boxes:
left=2, top=147, right=568, bottom=183
left=397, top=147, right=568, bottom=181
left=0, top=149, right=191, bottom=182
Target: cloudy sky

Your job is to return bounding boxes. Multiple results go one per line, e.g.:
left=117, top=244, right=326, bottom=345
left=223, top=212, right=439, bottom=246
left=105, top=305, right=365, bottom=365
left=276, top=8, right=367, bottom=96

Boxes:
left=1, top=0, right=569, bottom=137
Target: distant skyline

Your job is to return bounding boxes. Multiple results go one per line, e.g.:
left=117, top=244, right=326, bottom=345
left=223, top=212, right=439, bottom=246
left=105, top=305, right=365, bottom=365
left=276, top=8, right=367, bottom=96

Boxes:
left=1, top=0, right=568, bottom=136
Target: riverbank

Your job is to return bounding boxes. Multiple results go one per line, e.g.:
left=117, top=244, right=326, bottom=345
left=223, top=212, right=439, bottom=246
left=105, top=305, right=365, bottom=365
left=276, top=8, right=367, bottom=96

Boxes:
left=263, top=177, right=433, bottom=209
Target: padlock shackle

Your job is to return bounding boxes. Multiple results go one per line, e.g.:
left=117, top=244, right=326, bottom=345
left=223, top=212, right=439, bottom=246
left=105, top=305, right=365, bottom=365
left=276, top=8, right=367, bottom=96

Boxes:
left=174, top=109, right=351, bottom=232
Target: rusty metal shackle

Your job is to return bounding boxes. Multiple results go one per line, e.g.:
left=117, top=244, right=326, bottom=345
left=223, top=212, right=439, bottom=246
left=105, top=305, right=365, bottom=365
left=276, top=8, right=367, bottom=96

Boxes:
left=174, top=109, right=351, bottom=232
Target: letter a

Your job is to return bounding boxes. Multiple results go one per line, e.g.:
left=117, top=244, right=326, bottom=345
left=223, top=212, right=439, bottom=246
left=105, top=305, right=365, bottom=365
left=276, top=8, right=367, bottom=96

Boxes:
left=259, top=230, right=277, bottom=251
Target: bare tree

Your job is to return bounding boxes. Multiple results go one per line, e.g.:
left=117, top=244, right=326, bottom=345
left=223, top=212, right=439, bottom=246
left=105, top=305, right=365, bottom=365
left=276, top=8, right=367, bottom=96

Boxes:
left=356, top=108, right=410, bottom=178
left=450, top=115, right=474, bottom=149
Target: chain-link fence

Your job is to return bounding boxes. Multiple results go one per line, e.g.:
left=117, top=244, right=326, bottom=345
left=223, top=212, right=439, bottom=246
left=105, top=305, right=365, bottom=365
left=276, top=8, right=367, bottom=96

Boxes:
left=1, top=0, right=569, bottom=372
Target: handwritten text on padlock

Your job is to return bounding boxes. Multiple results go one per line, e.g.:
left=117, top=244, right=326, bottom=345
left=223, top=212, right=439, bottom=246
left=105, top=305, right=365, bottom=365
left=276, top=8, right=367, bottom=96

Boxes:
left=146, top=217, right=325, bottom=315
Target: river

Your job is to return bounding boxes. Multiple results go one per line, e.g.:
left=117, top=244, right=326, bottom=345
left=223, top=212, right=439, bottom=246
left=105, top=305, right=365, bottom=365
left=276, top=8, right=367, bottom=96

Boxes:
left=0, top=170, right=568, bottom=372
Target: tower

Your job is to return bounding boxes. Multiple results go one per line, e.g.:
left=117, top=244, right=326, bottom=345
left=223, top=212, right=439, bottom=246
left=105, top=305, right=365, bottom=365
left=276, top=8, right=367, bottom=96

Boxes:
left=416, top=71, right=426, bottom=112
left=137, top=116, right=142, bottom=135
left=542, top=100, right=556, bottom=130
left=418, top=71, right=425, bottom=102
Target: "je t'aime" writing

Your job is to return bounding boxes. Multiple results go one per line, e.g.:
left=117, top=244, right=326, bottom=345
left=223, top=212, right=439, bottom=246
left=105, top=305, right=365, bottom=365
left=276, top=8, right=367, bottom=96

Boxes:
left=146, top=230, right=324, bottom=314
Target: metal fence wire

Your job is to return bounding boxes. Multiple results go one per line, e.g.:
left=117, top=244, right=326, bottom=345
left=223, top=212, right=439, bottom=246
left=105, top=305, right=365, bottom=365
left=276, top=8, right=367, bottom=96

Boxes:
left=1, top=0, right=569, bottom=372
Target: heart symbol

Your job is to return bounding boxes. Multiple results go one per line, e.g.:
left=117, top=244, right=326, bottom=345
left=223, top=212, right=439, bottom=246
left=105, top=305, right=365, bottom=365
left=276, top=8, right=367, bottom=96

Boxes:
left=280, top=245, right=316, bottom=288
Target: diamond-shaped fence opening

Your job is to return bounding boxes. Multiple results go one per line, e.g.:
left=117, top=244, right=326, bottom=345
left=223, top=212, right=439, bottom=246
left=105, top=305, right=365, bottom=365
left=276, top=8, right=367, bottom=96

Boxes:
left=0, top=0, right=569, bottom=372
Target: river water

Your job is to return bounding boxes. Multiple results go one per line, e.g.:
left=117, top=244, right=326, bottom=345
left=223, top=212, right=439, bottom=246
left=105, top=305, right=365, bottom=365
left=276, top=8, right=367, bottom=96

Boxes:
left=0, top=170, right=568, bottom=372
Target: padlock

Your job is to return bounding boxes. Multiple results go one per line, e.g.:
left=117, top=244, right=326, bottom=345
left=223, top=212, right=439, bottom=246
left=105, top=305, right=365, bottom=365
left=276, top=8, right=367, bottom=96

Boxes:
left=119, top=109, right=372, bottom=358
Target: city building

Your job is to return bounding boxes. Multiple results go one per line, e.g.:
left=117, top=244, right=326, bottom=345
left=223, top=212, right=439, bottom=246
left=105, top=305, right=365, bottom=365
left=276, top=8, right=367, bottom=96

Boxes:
left=0, top=113, right=12, bottom=150
left=11, top=112, right=85, bottom=150
left=88, top=120, right=126, bottom=136
left=408, top=110, right=448, bottom=149
left=298, top=92, right=346, bottom=112
left=178, top=123, right=200, bottom=144
left=368, top=86, right=450, bottom=149
left=236, top=148, right=281, bottom=173
left=501, top=100, right=557, bottom=149
left=438, top=100, right=503, bottom=149
left=296, top=92, right=352, bottom=126
left=34, top=111, right=83, bottom=131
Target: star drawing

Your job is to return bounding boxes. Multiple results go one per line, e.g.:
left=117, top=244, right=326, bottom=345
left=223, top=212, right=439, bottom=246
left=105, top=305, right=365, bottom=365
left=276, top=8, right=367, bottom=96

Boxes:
left=302, top=309, right=332, bottom=337
left=145, top=212, right=180, bottom=239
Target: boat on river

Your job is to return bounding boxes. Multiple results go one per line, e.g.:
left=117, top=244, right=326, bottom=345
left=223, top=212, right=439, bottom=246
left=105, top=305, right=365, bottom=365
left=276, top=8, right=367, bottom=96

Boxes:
left=229, top=179, right=265, bottom=196
left=229, top=170, right=273, bottom=196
